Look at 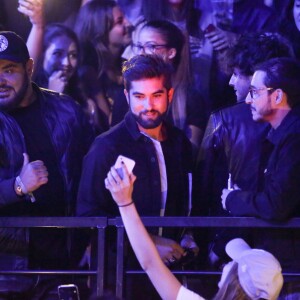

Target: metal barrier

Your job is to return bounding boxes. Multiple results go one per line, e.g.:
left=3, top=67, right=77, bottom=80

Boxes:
left=2, top=216, right=300, bottom=298
left=110, top=216, right=300, bottom=299
left=0, top=217, right=107, bottom=297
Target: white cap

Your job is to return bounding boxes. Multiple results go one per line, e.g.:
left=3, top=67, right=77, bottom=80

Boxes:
left=226, top=238, right=283, bottom=300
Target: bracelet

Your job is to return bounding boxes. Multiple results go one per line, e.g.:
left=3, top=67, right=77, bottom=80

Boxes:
left=118, top=201, right=134, bottom=207
left=15, top=176, right=28, bottom=194
left=15, top=176, right=36, bottom=203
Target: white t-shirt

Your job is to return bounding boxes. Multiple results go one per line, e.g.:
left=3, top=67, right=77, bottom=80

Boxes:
left=176, top=286, right=206, bottom=300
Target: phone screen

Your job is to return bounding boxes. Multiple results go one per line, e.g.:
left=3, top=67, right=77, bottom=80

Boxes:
left=58, top=284, right=80, bottom=300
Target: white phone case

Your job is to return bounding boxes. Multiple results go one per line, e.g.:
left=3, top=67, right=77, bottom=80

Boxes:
left=114, top=155, right=135, bottom=179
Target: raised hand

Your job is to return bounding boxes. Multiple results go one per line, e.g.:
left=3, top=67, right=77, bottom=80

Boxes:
left=48, top=70, right=68, bottom=93
left=105, top=163, right=136, bottom=207
left=17, top=0, right=45, bottom=27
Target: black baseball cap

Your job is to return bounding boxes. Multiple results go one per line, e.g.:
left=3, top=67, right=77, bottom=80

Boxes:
left=0, top=31, right=30, bottom=63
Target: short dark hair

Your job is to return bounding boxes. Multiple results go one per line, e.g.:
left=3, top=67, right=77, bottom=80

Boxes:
left=122, top=54, right=174, bottom=91
left=254, top=57, right=300, bottom=108
left=226, top=32, right=294, bottom=76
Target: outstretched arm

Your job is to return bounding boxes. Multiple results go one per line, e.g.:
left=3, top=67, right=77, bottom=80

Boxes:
left=105, top=164, right=182, bottom=300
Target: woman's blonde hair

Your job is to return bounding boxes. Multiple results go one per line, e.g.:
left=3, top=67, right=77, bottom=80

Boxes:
left=212, top=262, right=251, bottom=300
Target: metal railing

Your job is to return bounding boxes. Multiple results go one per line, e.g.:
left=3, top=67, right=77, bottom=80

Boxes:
left=110, top=216, right=300, bottom=299
left=2, top=216, right=300, bottom=298
left=0, top=217, right=107, bottom=296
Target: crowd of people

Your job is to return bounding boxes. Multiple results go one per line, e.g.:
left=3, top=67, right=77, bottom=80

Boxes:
left=1, top=0, right=300, bottom=299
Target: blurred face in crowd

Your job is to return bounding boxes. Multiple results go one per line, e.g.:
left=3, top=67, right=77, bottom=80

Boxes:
left=229, top=68, right=252, bottom=102
left=124, top=76, right=173, bottom=130
left=294, top=0, right=300, bottom=31
left=135, top=27, right=175, bottom=62
left=0, top=59, right=32, bottom=111
left=246, top=70, right=275, bottom=122
left=43, top=35, right=78, bottom=82
left=109, top=6, right=132, bottom=48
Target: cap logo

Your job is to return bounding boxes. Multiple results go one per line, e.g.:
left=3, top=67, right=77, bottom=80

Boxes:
left=0, top=35, right=8, bottom=52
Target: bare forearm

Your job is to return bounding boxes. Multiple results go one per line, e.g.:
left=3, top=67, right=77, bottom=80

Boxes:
left=27, top=25, right=44, bottom=65
left=119, top=203, right=181, bottom=300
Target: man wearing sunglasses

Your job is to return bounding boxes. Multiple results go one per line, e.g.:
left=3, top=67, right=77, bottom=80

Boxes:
left=194, top=32, right=294, bottom=267
left=221, top=58, right=300, bottom=286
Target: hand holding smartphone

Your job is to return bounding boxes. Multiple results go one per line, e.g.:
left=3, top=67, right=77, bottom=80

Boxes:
left=114, top=155, right=135, bottom=179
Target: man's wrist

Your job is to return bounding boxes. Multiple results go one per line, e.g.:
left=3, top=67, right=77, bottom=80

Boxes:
left=14, top=176, right=24, bottom=196
left=14, top=176, right=29, bottom=196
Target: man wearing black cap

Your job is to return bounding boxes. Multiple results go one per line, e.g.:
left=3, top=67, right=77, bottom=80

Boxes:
left=0, top=31, right=94, bottom=298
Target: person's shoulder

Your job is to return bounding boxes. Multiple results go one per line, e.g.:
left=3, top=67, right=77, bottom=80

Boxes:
left=210, top=101, right=246, bottom=122
left=213, top=101, right=246, bottom=114
left=167, top=122, right=187, bottom=138
left=36, top=85, right=83, bottom=115
left=176, top=286, right=205, bottom=300
left=86, top=120, right=130, bottom=159
left=0, top=110, right=12, bottom=120
left=166, top=123, right=193, bottom=149
left=93, top=120, right=128, bottom=145
left=287, top=109, right=300, bottom=132
left=0, top=110, right=19, bottom=131
left=39, top=87, right=78, bottom=105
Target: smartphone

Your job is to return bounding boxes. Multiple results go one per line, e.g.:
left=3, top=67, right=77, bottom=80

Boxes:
left=227, top=173, right=234, bottom=190
left=114, top=155, right=136, bottom=179
left=58, top=284, right=80, bottom=300
left=204, top=24, right=216, bottom=34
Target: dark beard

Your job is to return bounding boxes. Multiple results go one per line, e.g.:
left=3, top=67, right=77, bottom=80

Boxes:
left=131, top=109, right=167, bottom=129
left=0, top=73, right=30, bottom=112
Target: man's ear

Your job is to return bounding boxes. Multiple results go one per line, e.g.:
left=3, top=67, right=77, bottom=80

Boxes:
left=167, top=48, right=176, bottom=60
left=168, top=88, right=174, bottom=104
left=124, top=89, right=129, bottom=104
left=26, top=58, right=34, bottom=78
left=274, top=89, right=284, bottom=105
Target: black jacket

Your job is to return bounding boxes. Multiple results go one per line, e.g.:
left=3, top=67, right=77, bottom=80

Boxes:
left=0, top=83, right=94, bottom=269
left=226, top=111, right=300, bottom=271
left=77, top=112, right=193, bottom=222
left=194, top=101, right=269, bottom=216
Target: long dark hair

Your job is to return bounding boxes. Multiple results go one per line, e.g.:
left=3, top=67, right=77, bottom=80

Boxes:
left=139, top=20, right=191, bottom=129
left=74, top=0, right=117, bottom=78
left=34, top=23, right=83, bottom=103
left=278, top=0, right=300, bottom=59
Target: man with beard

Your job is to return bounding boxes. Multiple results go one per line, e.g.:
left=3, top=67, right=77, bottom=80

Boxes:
left=77, top=55, right=195, bottom=280
left=0, top=31, right=94, bottom=298
left=221, top=58, right=300, bottom=294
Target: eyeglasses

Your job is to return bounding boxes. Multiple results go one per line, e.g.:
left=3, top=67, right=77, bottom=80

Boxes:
left=132, top=43, right=169, bottom=54
left=249, top=87, right=274, bottom=99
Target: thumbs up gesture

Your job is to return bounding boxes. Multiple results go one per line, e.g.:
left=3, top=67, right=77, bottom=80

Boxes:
left=18, top=153, right=48, bottom=193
